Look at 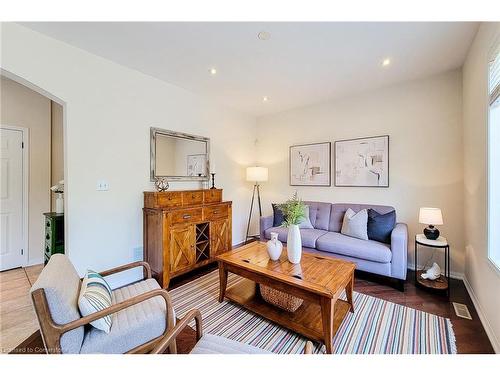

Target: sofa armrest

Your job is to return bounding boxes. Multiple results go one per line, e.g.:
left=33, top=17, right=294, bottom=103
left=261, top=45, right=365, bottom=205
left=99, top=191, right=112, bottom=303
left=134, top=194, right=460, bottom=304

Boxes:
left=260, top=215, right=274, bottom=241
left=390, top=223, right=408, bottom=280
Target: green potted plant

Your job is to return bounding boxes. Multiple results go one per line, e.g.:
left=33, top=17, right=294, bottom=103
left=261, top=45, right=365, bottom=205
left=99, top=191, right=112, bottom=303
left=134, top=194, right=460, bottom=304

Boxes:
left=278, top=192, right=306, bottom=264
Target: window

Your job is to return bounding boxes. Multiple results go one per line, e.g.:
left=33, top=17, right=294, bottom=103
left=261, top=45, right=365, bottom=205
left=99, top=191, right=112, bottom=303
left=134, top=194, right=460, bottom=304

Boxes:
left=488, top=39, right=500, bottom=270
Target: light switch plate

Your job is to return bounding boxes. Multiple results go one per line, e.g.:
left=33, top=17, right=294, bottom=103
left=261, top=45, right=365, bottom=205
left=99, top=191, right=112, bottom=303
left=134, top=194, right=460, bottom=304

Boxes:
left=96, top=180, right=109, bottom=191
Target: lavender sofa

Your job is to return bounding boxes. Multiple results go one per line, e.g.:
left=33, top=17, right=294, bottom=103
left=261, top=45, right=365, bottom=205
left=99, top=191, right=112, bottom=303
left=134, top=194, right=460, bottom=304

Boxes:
left=260, top=202, right=408, bottom=287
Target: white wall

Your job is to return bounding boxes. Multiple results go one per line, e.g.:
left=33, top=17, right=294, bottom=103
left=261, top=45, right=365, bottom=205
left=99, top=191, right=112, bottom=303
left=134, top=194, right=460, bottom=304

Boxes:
left=51, top=101, right=64, bottom=211
left=0, top=23, right=257, bottom=281
left=1, top=76, right=51, bottom=265
left=256, top=70, right=464, bottom=275
left=462, top=22, right=500, bottom=353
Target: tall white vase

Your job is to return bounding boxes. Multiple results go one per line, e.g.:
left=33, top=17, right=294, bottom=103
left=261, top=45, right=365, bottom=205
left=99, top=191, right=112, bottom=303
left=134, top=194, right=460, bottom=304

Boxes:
left=287, top=224, right=302, bottom=264
left=55, top=193, right=64, bottom=214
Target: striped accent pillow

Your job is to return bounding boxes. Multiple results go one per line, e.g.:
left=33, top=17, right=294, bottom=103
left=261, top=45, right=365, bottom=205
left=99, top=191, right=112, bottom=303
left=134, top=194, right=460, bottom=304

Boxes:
left=78, top=270, right=113, bottom=333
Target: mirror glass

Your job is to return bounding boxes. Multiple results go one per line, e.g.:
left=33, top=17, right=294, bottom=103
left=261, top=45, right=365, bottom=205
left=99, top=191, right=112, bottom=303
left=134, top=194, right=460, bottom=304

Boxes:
left=151, top=128, right=209, bottom=181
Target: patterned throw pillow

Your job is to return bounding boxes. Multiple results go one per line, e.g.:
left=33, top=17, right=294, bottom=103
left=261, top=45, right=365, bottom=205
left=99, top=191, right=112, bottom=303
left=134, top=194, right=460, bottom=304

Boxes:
left=78, top=270, right=113, bottom=333
left=341, top=208, right=369, bottom=240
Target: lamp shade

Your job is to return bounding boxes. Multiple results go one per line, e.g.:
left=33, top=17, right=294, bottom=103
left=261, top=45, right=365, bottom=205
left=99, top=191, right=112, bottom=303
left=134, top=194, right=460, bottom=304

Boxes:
left=246, top=166, right=268, bottom=182
left=419, top=207, right=443, bottom=225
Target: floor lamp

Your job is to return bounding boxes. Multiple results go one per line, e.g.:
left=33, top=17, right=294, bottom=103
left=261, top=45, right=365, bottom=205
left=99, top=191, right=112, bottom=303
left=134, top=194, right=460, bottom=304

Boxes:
left=245, top=166, right=268, bottom=243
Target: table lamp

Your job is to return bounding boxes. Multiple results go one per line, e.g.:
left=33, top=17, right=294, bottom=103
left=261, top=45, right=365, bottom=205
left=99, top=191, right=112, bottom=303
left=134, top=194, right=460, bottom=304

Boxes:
left=245, top=166, right=268, bottom=243
left=419, top=207, right=443, bottom=240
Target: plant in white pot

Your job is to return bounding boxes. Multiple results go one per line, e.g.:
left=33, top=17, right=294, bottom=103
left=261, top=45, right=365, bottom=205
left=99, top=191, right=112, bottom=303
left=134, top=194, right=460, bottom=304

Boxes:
left=278, top=192, right=305, bottom=264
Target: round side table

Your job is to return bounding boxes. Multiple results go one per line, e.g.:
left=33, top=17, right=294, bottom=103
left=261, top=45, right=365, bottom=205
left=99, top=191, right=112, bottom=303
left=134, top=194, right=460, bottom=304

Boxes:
left=414, top=234, right=450, bottom=297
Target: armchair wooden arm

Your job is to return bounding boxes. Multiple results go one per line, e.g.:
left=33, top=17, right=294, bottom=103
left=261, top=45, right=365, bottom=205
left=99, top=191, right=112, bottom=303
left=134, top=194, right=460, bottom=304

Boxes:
left=99, top=261, right=152, bottom=279
left=304, top=341, right=314, bottom=354
left=151, top=309, right=203, bottom=354
left=31, top=287, right=175, bottom=354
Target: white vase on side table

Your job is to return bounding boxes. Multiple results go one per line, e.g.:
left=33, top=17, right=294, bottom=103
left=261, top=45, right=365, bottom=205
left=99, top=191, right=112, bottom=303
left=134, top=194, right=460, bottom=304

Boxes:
left=287, top=224, right=302, bottom=264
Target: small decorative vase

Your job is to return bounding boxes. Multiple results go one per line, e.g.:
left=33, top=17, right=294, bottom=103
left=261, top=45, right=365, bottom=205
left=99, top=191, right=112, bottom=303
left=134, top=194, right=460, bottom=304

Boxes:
left=55, top=193, right=64, bottom=214
left=287, top=224, right=302, bottom=264
left=266, top=232, right=283, bottom=261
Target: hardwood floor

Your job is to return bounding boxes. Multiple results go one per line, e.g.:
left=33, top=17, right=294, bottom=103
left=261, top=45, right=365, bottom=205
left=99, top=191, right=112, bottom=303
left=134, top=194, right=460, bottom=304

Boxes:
left=4, top=259, right=495, bottom=354
left=0, top=264, right=43, bottom=353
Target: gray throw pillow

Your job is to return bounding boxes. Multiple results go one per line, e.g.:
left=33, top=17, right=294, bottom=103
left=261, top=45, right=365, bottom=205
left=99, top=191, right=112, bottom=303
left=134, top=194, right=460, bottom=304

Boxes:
left=341, top=208, right=368, bottom=240
left=298, top=205, right=314, bottom=229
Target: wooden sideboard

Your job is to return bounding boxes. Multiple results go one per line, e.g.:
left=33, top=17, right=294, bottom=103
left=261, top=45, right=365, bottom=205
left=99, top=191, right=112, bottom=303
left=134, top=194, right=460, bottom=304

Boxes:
left=143, top=189, right=232, bottom=288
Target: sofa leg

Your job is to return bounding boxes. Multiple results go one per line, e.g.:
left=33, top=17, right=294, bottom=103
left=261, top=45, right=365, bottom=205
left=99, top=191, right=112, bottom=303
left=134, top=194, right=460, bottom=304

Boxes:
left=396, top=279, right=405, bottom=292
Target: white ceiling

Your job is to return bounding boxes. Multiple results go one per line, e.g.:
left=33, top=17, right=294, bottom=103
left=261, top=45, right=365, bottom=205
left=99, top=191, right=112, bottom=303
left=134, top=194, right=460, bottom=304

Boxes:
left=21, top=22, right=478, bottom=117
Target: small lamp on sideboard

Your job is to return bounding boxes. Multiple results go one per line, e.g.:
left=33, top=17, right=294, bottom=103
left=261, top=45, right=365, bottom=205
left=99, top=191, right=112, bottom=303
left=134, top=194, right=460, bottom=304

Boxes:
left=245, top=166, right=268, bottom=243
left=419, top=207, right=443, bottom=240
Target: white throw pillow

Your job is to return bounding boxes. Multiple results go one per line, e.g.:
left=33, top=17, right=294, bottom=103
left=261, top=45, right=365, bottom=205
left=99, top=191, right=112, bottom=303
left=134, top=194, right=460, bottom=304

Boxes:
left=298, top=205, right=314, bottom=229
left=341, top=208, right=369, bottom=240
left=78, top=270, right=113, bottom=333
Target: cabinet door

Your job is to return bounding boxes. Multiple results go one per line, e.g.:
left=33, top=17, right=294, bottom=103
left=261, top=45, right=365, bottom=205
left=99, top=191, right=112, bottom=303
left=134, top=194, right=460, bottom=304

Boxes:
left=211, top=218, right=230, bottom=257
left=169, top=224, right=195, bottom=273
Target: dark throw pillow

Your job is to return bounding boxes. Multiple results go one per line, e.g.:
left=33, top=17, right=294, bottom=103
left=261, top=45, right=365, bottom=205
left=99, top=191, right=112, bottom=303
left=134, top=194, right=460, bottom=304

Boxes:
left=272, top=203, right=285, bottom=227
left=367, top=209, right=396, bottom=244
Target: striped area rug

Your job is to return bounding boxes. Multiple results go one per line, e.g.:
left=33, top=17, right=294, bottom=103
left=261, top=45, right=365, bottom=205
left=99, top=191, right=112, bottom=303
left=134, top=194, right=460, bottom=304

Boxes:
left=170, top=270, right=457, bottom=354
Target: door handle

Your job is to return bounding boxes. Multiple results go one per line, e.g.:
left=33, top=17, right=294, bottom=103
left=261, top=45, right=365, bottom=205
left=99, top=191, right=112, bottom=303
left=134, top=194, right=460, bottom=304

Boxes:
left=183, top=214, right=191, bottom=219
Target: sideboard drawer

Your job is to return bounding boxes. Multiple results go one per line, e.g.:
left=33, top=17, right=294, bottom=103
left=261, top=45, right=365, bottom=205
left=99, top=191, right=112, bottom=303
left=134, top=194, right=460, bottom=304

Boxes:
left=157, top=192, right=182, bottom=208
left=171, top=208, right=203, bottom=225
left=203, top=204, right=228, bottom=220
left=182, top=191, right=203, bottom=206
left=203, top=189, right=222, bottom=204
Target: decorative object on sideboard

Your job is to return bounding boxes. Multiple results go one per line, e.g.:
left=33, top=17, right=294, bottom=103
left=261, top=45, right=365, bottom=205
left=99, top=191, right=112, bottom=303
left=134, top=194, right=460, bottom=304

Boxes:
left=278, top=192, right=306, bottom=264
left=50, top=180, right=64, bottom=214
left=266, top=232, right=283, bottom=261
left=210, top=173, right=216, bottom=189
left=290, top=142, right=331, bottom=186
left=244, top=166, right=268, bottom=243
left=421, top=262, right=441, bottom=280
left=419, top=207, right=443, bottom=240
left=334, top=135, right=389, bottom=187
left=154, top=177, right=169, bottom=192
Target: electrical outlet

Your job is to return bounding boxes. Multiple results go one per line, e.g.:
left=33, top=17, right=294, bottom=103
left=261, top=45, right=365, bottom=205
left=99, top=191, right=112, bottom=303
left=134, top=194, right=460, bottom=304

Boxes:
left=96, top=180, right=110, bottom=191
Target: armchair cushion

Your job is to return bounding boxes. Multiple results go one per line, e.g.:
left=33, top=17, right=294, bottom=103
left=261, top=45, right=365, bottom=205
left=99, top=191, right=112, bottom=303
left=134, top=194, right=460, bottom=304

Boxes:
left=79, top=278, right=168, bottom=354
left=78, top=270, right=113, bottom=333
left=190, top=334, right=271, bottom=354
left=30, top=254, right=84, bottom=354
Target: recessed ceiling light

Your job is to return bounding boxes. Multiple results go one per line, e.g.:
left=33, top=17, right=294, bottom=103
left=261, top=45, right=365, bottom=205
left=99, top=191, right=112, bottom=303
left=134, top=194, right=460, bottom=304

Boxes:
left=209, top=68, right=217, bottom=75
left=382, top=58, right=391, bottom=67
left=263, top=96, right=269, bottom=102
left=258, top=31, right=271, bottom=41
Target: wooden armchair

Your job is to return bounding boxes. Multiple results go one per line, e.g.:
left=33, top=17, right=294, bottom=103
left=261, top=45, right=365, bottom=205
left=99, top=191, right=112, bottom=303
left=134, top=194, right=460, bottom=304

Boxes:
left=30, top=254, right=176, bottom=354
left=152, top=308, right=314, bottom=354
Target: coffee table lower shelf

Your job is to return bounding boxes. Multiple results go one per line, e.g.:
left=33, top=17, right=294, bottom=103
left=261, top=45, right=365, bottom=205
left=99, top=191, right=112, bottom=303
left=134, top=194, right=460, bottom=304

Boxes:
left=225, top=278, right=351, bottom=345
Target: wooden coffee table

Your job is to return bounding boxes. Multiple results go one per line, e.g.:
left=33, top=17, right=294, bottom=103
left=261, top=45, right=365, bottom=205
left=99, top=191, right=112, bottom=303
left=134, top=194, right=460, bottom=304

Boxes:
left=216, top=242, right=355, bottom=353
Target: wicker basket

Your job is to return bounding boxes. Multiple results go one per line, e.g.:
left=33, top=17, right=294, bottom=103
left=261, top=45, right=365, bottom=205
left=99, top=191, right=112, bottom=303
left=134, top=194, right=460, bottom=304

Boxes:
left=259, top=284, right=303, bottom=312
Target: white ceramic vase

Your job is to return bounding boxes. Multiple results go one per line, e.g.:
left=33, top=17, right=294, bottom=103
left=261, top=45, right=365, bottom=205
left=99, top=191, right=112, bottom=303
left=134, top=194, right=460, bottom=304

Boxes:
left=266, top=232, right=283, bottom=261
left=55, top=193, right=64, bottom=214
left=287, top=224, right=302, bottom=264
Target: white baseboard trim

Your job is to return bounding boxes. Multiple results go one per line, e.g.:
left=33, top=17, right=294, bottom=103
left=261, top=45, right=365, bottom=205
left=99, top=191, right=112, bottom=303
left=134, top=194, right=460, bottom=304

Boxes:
left=407, top=262, right=464, bottom=280
left=462, top=276, right=500, bottom=353
left=27, top=257, right=44, bottom=267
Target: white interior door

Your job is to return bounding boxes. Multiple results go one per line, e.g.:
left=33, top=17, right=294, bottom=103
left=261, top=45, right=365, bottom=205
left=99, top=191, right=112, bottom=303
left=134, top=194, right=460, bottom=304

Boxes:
left=1, top=128, right=25, bottom=270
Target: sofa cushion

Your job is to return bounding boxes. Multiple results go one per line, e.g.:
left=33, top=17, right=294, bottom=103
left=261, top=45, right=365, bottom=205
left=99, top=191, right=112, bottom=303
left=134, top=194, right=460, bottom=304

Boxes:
left=304, top=201, right=332, bottom=230
left=30, top=254, right=84, bottom=354
left=272, top=203, right=285, bottom=227
left=316, top=232, right=392, bottom=263
left=329, top=203, right=395, bottom=232
left=367, top=209, right=396, bottom=244
left=298, top=206, right=314, bottom=229
left=341, top=208, right=369, bottom=240
left=264, top=227, right=328, bottom=248
left=79, top=278, right=168, bottom=354
left=191, top=334, right=271, bottom=354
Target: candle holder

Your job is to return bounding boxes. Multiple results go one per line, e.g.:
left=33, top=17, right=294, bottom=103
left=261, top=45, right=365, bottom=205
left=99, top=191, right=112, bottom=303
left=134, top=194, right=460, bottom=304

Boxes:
left=210, top=173, right=216, bottom=189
